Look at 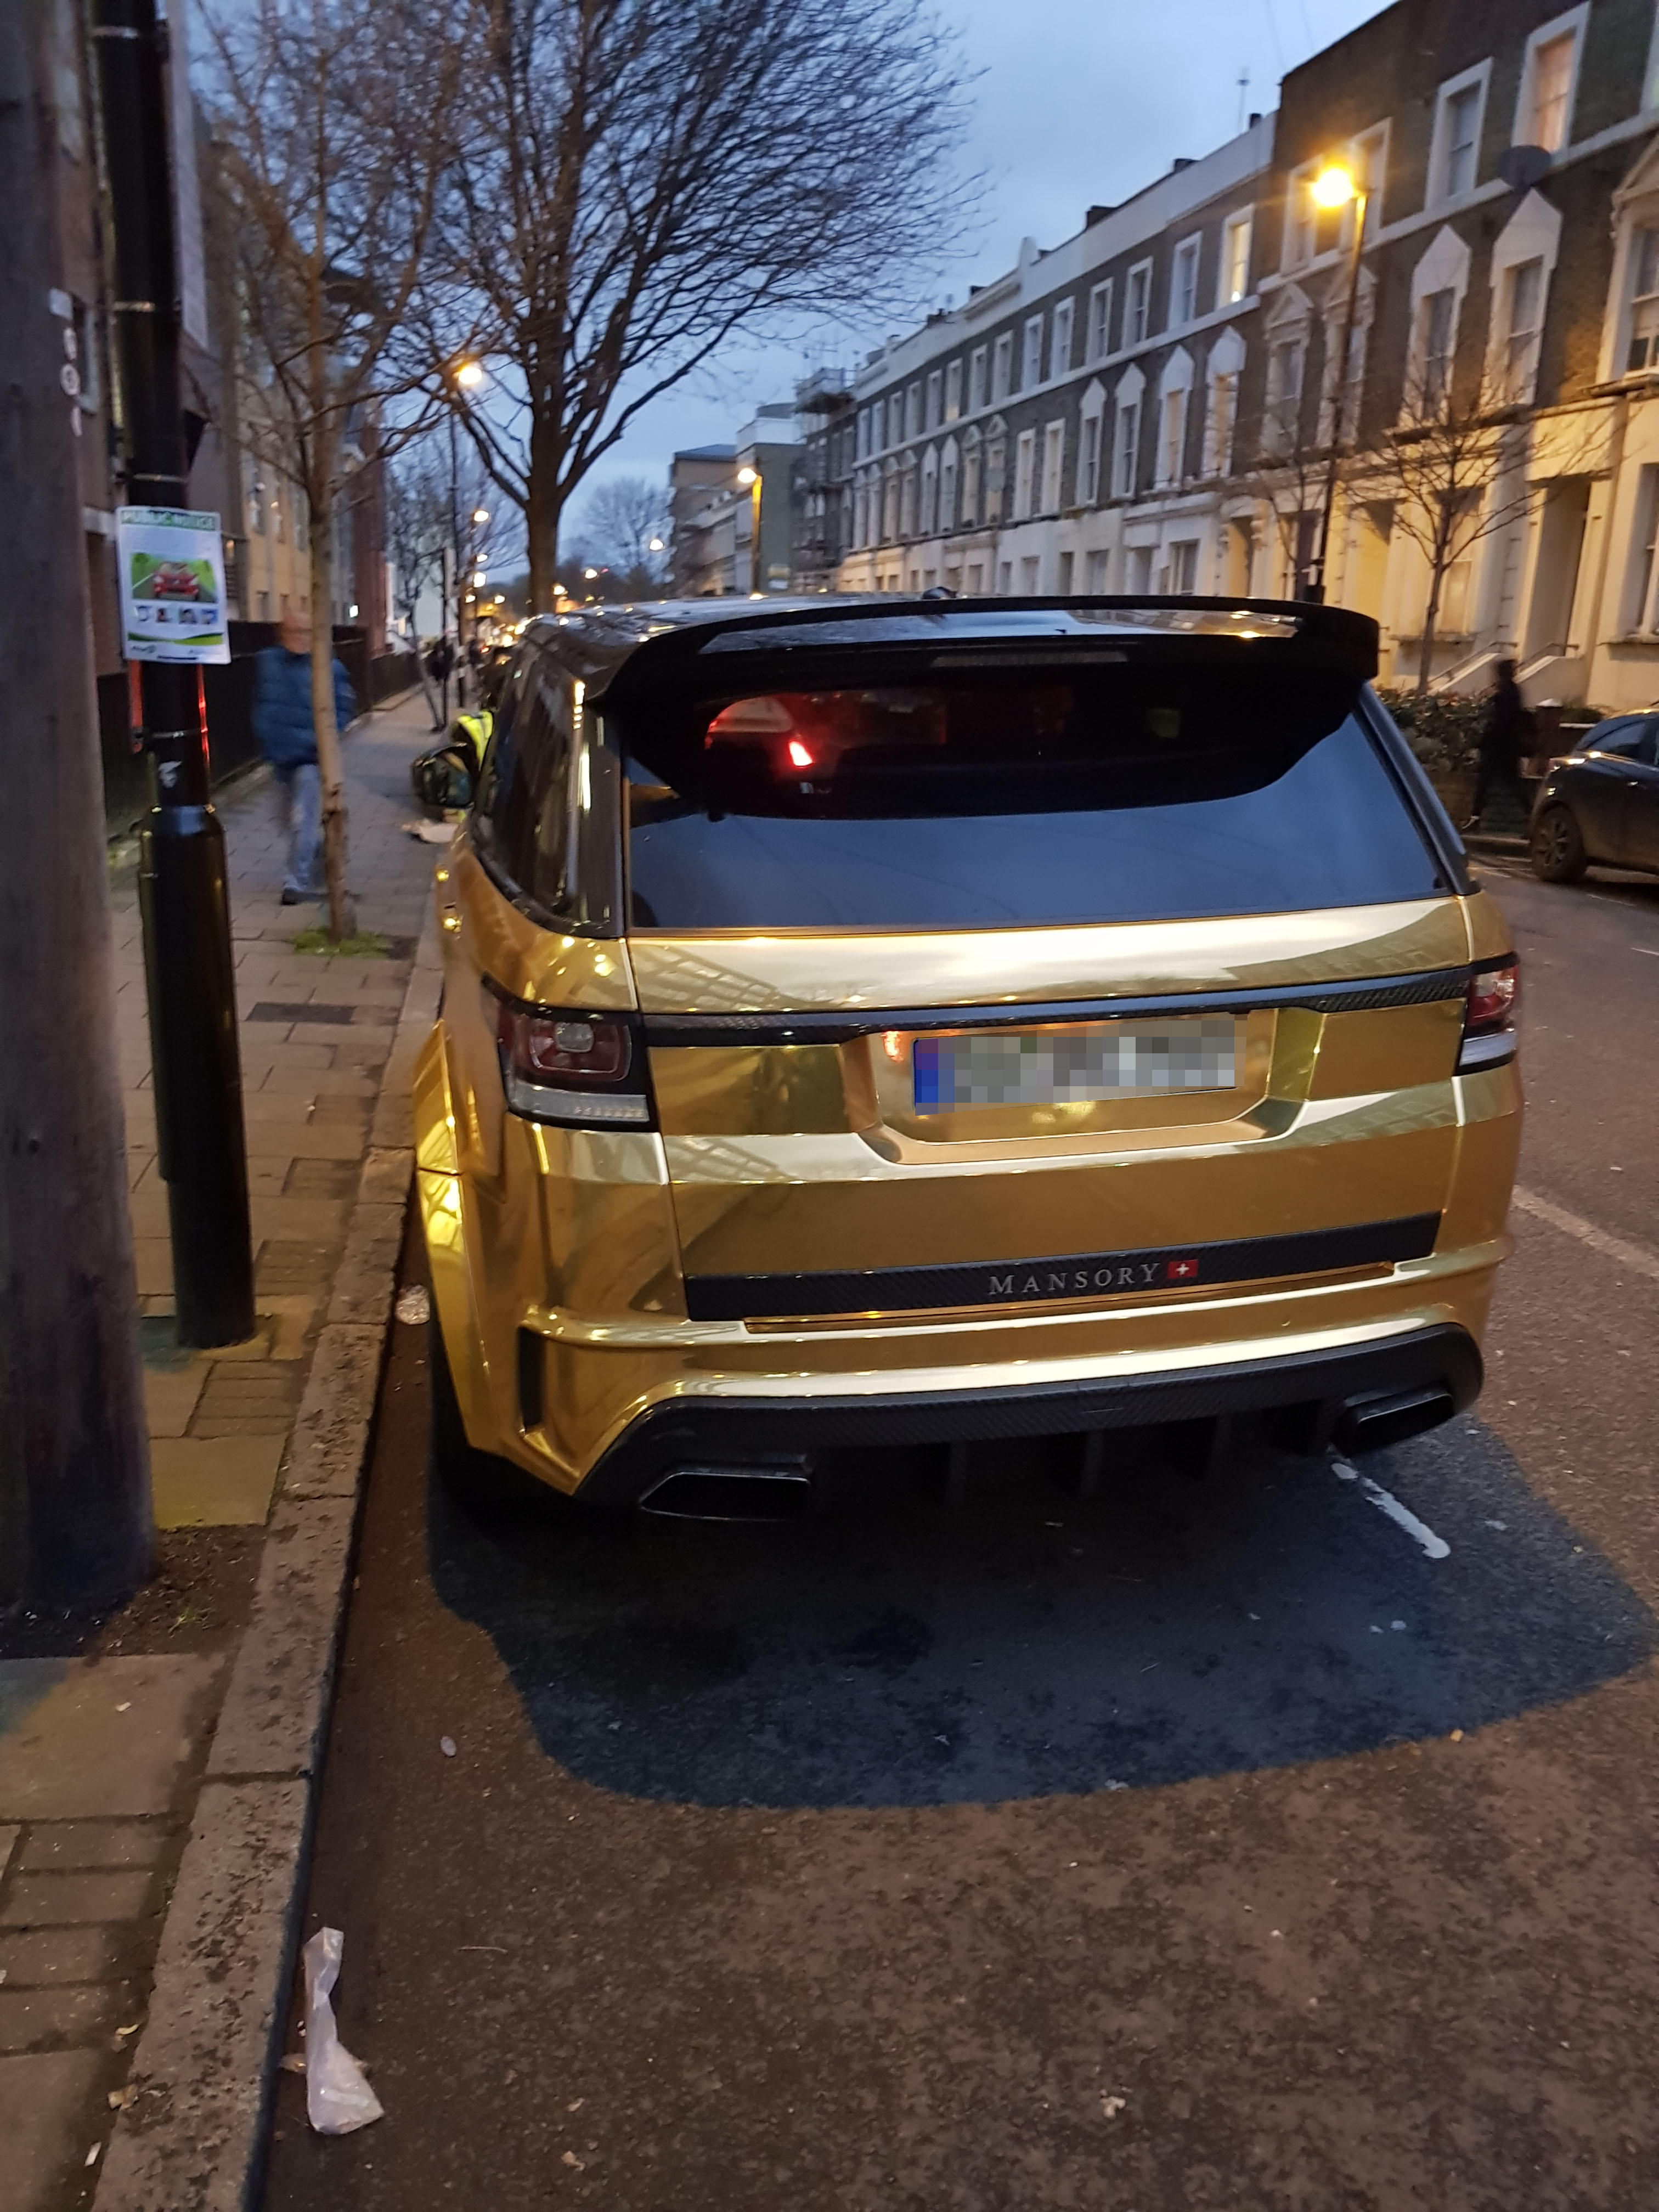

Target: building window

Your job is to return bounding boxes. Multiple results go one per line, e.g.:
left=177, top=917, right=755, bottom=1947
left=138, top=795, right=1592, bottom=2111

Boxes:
left=1077, top=408, right=1103, bottom=505
left=920, top=447, right=939, bottom=535
left=1264, top=335, right=1304, bottom=453
left=985, top=426, right=1006, bottom=523
left=1086, top=280, right=1113, bottom=364
left=1019, top=555, right=1040, bottom=595
left=1113, top=398, right=1141, bottom=497
left=1627, top=228, right=1659, bottom=371
left=945, top=360, right=962, bottom=420
left=1624, top=463, right=1659, bottom=629
left=1013, top=427, right=1037, bottom=520
left=997, top=561, right=1014, bottom=596
left=1157, top=389, right=1187, bottom=487
left=1284, top=163, right=1317, bottom=270
left=1167, top=540, right=1199, bottom=595
left=881, top=469, right=899, bottom=541
left=939, top=444, right=958, bottom=532
left=1022, top=315, right=1043, bottom=390
left=1126, top=545, right=1154, bottom=594
left=856, top=409, right=870, bottom=461
left=888, top=393, right=904, bottom=447
left=1517, top=21, right=1580, bottom=154
left=1419, top=287, right=1458, bottom=413
left=1125, top=262, right=1152, bottom=346
left=905, top=382, right=921, bottom=441
left=1058, top=549, right=1075, bottom=594
left=925, top=371, right=942, bottom=432
left=968, top=346, right=988, bottom=413
left=1351, top=123, right=1389, bottom=240
left=1085, top=549, right=1109, bottom=592
left=961, top=435, right=981, bottom=527
left=1432, top=71, right=1488, bottom=204
left=1220, top=212, right=1252, bottom=306
left=1050, top=300, right=1074, bottom=381
left=242, top=452, right=264, bottom=534
left=1041, top=420, right=1065, bottom=512
left=1500, top=256, right=1545, bottom=400
left=1204, top=371, right=1238, bottom=475
left=1171, top=236, right=1201, bottom=327
left=991, top=333, right=1013, bottom=402
left=899, top=454, right=918, bottom=536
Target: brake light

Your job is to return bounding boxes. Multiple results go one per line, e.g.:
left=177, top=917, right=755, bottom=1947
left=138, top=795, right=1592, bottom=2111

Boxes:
left=1457, top=957, right=1519, bottom=1073
left=787, top=738, right=814, bottom=769
left=485, top=982, right=652, bottom=1125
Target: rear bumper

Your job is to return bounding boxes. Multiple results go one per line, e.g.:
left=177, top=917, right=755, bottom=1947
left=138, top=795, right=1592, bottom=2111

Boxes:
left=570, top=1323, right=1482, bottom=1508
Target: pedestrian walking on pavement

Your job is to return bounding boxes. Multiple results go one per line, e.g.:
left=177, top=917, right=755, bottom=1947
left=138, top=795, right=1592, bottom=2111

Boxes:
left=426, top=634, right=456, bottom=725
left=252, top=613, right=358, bottom=905
left=1463, top=659, right=1535, bottom=833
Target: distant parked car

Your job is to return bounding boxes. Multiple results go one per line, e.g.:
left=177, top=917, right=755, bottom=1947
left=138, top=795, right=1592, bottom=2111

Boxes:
left=1530, top=714, right=1659, bottom=881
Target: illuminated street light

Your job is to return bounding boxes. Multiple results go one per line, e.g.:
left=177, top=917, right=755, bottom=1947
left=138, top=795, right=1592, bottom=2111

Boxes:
left=1303, top=161, right=1369, bottom=604
left=583, top=566, right=599, bottom=579
left=471, top=506, right=490, bottom=524
left=473, top=569, right=487, bottom=586
left=735, top=465, right=758, bottom=486
left=648, top=537, right=665, bottom=552
left=453, top=359, right=484, bottom=389
left=1310, top=163, right=1357, bottom=210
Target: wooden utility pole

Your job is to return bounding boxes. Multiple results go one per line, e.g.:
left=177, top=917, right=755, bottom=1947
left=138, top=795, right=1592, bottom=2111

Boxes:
left=0, top=0, right=152, bottom=1606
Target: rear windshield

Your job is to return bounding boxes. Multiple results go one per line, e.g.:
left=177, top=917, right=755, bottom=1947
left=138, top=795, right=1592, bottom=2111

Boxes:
left=618, top=667, right=1445, bottom=931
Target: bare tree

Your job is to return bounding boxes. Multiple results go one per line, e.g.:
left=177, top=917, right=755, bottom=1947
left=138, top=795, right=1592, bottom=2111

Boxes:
left=201, top=0, right=459, bottom=936
left=1350, top=365, right=1547, bottom=696
left=428, top=0, right=979, bottom=610
left=574, top=474, right=671, bottom=584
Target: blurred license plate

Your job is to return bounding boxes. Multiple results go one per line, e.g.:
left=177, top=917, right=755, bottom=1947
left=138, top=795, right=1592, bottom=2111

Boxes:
left=912, top=1018, right=1237, bottom=1112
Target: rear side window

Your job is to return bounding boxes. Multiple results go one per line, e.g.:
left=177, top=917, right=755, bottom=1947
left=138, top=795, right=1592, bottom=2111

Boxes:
left=473, top=662, right=618, bottom=929
left=619, top=668, right=1447, bottom=931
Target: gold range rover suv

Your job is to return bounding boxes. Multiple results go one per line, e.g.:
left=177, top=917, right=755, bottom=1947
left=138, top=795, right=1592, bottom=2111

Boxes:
left=414, top=597, right=1520, bottom=1519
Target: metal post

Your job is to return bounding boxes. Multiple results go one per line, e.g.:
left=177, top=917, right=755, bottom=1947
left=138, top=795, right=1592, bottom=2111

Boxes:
left=1306, top=188, right=1369, bottom=607
left=93, top=0, right=255, bottom=1346
left=0, top=0, right=152, bottom=1606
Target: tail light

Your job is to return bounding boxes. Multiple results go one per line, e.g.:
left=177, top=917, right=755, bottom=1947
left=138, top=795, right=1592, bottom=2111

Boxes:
left=1457, top=957, right=1519, bottom=1073
left=484, top=981, right=652, bottom=1126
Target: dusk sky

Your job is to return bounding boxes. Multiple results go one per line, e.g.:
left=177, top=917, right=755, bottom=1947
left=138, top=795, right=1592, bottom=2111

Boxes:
left=567, top=0, right=1389, bottom=540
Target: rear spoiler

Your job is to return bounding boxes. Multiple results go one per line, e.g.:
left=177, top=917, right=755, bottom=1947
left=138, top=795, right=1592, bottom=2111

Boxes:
left=602, top=596, right=1380, bottom=701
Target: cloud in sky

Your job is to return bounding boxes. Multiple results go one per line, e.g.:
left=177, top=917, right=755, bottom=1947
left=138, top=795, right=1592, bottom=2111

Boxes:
left=564, top=0, right=1385, bottom=537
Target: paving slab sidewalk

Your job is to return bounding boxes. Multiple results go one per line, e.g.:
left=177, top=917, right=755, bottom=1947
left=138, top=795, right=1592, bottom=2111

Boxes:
left=0, top=692, right=445, bottom=2212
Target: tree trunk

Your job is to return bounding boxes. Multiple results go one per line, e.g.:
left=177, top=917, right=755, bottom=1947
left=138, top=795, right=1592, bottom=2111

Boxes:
left=1415, top=553, right=1447, bottom=697
left=526, top=404, right=563, bottom=612
left=308, top=494, right=357, bottom=940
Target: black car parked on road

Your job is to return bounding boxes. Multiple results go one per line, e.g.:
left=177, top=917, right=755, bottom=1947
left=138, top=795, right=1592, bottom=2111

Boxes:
left=1530, top=714, right=1659, bottom=883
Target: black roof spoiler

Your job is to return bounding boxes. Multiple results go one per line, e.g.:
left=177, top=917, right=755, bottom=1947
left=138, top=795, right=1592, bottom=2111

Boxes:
left=590, top=596, right=1379, bottom=698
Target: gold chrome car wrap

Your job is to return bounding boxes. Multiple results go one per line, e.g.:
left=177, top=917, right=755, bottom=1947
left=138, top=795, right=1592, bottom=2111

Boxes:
left=415, top=826, right=1521, bottom=1496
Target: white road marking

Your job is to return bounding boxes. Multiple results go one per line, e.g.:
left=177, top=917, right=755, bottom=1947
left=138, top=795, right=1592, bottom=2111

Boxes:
left=1511, top=1187, right=1659, bottom=1286
left=1332, top=1458, right=1452, bottom=1560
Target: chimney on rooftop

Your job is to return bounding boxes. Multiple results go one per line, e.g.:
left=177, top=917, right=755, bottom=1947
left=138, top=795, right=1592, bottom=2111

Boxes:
left=1085, top=204, right=1115, bottom=226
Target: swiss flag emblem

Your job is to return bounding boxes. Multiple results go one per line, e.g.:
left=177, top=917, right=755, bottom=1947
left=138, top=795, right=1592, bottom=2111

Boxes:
left=1165, top=1257, right=1200, bottom=1283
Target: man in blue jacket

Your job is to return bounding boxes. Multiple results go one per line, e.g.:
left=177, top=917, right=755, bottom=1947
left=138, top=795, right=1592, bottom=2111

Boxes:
left=251, top=613, right=358, bottom=904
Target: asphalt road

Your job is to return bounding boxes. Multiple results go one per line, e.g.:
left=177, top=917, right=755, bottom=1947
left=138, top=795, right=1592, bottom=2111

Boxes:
left=262, top=859, right=1659, bottom=2212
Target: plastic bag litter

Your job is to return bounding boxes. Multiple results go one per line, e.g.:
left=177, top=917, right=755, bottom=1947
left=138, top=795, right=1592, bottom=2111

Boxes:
left=300, top=1928, right=383, bottom=2135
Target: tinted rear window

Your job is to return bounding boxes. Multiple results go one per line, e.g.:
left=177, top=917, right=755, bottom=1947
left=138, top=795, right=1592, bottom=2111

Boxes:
left=620, top=668, right=1445, bottom=930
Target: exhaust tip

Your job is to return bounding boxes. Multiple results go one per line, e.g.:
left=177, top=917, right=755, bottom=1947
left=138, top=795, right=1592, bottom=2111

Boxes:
left=639, top=1466, right=815, bottom=1522
left=1333, top=1384, right=1455, bottom=1455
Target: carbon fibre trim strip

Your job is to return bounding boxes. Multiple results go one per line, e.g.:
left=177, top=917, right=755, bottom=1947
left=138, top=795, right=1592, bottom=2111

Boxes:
left=642, top=969, right=1469, bottom=1048
left=684, top=1213, right=1443, bottom=1323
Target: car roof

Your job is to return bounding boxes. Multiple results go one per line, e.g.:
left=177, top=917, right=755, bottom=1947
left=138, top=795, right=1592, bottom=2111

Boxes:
left=522, top=595, right=1379, bottom=695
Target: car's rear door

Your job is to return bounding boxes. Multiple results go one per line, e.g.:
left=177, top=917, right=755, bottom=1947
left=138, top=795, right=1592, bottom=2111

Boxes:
left=618, top=633, right=1475, bottom=1325
left=1610, top=716, right=1659, bottom=870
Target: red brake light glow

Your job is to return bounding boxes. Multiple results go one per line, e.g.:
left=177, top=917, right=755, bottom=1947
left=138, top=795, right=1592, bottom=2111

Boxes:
left=787, top=738, right=814, bottom=769
left=486, top=984, right=651, bottom=1125
left=1457, top=957, right=1519, bottom=1073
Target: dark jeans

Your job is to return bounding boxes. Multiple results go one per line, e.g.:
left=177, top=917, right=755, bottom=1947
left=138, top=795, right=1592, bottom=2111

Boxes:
left=1470, top=758, right=1527, bottom=822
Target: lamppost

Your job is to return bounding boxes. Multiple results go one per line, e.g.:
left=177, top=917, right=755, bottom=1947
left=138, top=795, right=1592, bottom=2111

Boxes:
left=448, top=359, right=484, bottom=698
left=1305, top=162, right=1369, bottom=604
left=736, top=464, right=763, bottom=595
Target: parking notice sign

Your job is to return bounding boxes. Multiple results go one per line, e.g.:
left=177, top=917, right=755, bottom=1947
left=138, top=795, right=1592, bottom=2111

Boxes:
left=116, top=506, right=230, bottom=664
